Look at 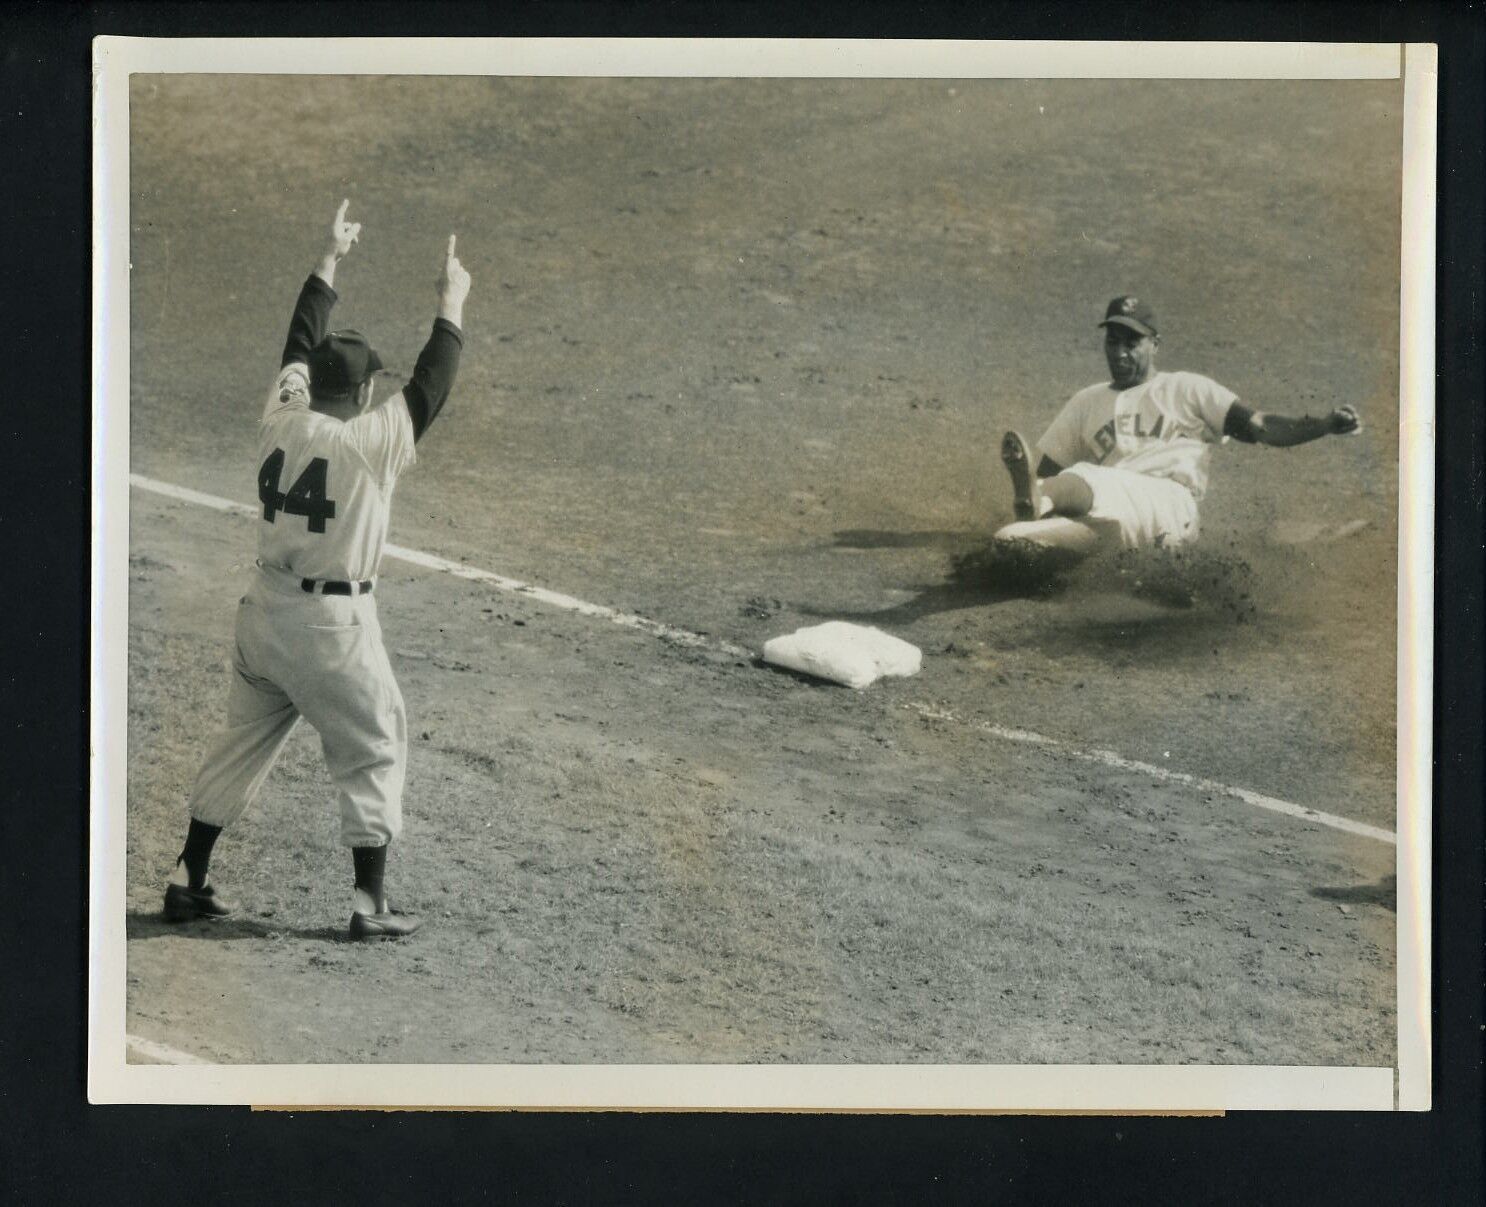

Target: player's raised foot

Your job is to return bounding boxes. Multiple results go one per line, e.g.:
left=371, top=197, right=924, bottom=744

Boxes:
left=1000, top=430, right=1043, bottom=522
left=349, top=907, right=423, bottom=941
left=163, top=881, right=235, bottom=922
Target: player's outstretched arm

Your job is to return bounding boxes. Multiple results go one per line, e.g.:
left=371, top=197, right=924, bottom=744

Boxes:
left=404, top=235, right=471, bottom=442
left=1224, top=402, right=1362, bottom=448
left=281, top=200, right=359, bottom=369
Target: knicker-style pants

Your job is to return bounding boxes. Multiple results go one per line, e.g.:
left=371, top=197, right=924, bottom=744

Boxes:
left=188, top=567, right=406, bottom=847
left=1059, top=462, right=1201, bottom=550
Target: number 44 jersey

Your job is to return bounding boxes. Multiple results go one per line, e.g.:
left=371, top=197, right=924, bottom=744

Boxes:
left=254, top=361, right=418, bottom=583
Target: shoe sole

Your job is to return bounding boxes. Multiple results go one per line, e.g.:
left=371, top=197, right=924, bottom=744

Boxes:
left=163, top=886, right=233, bottom=922
left=1000, top=432, right=1040, bottom=521
left=162, top=902, right=232, bottom=922
left=348, top=914, right=423, bottom=941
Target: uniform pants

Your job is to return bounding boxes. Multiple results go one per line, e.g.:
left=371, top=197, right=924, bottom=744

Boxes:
left=1060, top=462, right=1201, bottom=550
left=188, top=570, right=406, bottom=847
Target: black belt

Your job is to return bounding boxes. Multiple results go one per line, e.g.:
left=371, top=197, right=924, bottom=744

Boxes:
left=302, top=578, right=374, bottom=596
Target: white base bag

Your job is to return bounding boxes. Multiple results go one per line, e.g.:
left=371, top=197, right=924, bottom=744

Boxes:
left=761, top=621, right=922, bottom=689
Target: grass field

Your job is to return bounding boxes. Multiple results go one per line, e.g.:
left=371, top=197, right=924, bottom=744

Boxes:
left=122, top=74, right=1402, bottom=1069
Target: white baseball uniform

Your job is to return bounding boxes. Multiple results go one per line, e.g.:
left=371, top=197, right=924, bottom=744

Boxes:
left=1037, top=370, right=1237, bottom=549
left=188, top=359, right=419, bottom=847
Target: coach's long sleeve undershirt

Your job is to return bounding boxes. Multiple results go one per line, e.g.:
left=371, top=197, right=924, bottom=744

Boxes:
left=402, top=318, right=463, bottom=442
left=281, top=274, right=338, bottom=369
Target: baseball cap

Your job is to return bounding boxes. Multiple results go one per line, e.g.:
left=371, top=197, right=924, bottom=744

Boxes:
left=308, top=329, right=384, bottom=397
left=1098, top=295, right=1158, bottom=337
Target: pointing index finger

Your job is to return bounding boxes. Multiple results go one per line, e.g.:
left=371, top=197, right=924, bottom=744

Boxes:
left=446, top=234, right=457, bottom=260
left=336, top=198, right=350, bottom=225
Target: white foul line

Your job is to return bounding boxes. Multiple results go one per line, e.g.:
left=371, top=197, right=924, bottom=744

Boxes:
left=129, top=472, right=1396, bottom=847
left=126, top=1033, right=209, bottom=1065
left=129, top=472, right=751, bottom=658
left=903, top=703, right=1396, bottom=846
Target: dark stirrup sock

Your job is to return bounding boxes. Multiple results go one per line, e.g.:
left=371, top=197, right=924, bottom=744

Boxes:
left=179, top=818, right=223, bottom=890
left=352, top=844, right=388, bottom=909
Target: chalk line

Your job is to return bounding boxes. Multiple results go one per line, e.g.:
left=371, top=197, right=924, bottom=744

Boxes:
left=129, top=473, right=751, bottom=659
left=903, top=703, right=1395, bottom=846
left=128, top=473, right=1396, bottom=846
left=126, top=1033, right=209, bottom=1065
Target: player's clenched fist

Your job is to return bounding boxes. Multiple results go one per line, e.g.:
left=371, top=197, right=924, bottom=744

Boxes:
left=436, top=234, right=470, bottom=325
left=326, top=199, right=362, bottom=262
left=1329, top=404, right=1362, bottom=436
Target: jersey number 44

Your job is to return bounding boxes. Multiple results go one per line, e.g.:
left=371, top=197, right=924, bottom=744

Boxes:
left=258, top=448, right=336, bottom=533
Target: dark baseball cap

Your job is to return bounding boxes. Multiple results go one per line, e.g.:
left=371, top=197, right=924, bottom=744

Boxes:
left=308, top=329, right=384, bottom=397
left=1098, top=295, right=1158, bottom=337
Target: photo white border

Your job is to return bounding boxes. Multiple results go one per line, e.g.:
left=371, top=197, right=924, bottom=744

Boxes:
left=1394, top=40, right=1436, bottom=1113
left=90, top=37, right=1431, bottom=1111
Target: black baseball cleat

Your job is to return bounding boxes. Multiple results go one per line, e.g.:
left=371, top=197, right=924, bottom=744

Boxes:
left=163, top=882, right=235, bottom=922
left=1001, top=430, right=1043, bottom=522
left=349, top=908, right=423, bottom=941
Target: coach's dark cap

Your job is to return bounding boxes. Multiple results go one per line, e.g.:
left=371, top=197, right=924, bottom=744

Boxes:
left=1098, top=296, right=1158, bottom=337
left=308, top=329, right=384, bottom=397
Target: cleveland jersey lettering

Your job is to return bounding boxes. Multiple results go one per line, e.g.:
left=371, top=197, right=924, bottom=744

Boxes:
left=1037, top=370, right=1237, bottom=499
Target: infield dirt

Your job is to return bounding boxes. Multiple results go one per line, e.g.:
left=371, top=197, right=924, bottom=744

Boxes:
left=121, top=75, right=1402, bottom=1068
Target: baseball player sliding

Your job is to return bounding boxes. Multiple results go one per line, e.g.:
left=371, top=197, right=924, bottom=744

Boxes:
left=995, top=295, right=1361, bottom=558
left=164, top=201, right=471, bottom=940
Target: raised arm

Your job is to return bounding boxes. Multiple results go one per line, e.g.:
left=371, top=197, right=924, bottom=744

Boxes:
left=280, top=200, right=361, bottom=369
left=403, top=235, right=471, bottom=442
left=1223, top=402, right=1362, bottom=447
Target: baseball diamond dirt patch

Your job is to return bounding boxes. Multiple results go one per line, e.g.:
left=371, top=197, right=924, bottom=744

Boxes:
left=122, top=75, right=1401, bottom=1067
